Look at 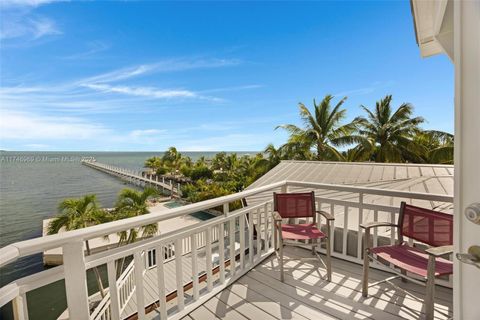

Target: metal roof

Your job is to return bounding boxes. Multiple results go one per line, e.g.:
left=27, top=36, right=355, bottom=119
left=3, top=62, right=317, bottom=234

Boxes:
left=245, top=161, right=454, bottom=214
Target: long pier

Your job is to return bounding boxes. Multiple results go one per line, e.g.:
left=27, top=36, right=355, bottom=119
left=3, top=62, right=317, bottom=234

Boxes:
left=81, top=160, right=182, bottom=197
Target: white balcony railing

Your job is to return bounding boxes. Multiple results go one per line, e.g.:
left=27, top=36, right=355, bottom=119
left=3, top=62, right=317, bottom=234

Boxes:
left=0, top=180, right=453, bottom=320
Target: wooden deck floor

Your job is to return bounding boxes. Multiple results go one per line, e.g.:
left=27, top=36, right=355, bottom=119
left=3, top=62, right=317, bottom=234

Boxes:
left=182, top=246, right=452, bottom=320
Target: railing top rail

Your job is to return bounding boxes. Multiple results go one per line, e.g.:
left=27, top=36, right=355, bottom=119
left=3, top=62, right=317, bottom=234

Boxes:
left=0, top=180, right=286, bottom=267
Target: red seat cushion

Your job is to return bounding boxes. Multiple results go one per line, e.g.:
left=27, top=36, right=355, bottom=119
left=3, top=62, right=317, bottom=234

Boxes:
left=370, top=244, right=453, bottom=277
left=281, top=223, right=326, bottom=241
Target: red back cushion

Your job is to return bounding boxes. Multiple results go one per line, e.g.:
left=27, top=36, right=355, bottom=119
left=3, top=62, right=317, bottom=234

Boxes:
left=274, top=192, right=315, bottom=219
left=400, top=203, right=453, bottom=247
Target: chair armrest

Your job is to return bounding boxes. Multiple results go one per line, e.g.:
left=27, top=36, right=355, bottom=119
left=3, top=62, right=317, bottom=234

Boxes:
left=360, top=222, right=398, bottom=230
left=425, top=245, right=453, bottom=257
left=271, top=211, right=283, bottom=222
left=316, top=210, right=334, bottom=221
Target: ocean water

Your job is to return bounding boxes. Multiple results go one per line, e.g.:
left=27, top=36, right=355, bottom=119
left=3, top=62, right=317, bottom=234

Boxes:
left=0, top=151, right=251, bottom=319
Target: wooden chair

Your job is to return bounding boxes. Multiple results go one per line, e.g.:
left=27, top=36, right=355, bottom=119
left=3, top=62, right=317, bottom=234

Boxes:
left=272, top=191, right=334, bottom=282
left=361, top=201, right=453, bottom=320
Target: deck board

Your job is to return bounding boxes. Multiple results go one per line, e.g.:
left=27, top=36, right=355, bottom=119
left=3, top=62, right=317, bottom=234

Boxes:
left=183, top=246, right=452, bottom=320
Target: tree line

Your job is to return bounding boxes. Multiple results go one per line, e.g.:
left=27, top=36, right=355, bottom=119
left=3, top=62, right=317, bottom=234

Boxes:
left=143, top=94, right=453, bottom=204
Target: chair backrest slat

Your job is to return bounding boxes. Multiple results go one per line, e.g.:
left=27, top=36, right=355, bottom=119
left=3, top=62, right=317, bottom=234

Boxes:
left=399, top=202, right=453, bottom=247
left=273, top=192, right=315, bottom=219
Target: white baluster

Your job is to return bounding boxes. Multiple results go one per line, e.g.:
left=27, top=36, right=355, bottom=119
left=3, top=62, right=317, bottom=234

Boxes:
left=229, top=218, right=236, bottom=277
left=373, top=210, right=379, bottom=248
left=249, top=211, right=254, bottom=266
left=107, top=260, right=121, bottom=320
left=174, top=239, right=184, bottom=311
left=357, top=193, right=364, bottom=260
left=133, top=252, right=146, bottom=319
left=239, top=214, right=245, bottom=269
left=256, top=208, right=261, bottom=260
left=264, top=203, right=269, bottom=252
left=218, top=223, right=226, bottom=284
left=155, top=246, right=167, bottom=320
left=330, top=203, right=335, bottom=252
left=206, top=228, right=213, bottom=292
left=343, top=206, right=349, bottom=255
left=191, top=234, right=199, bottom=300
left=390, top=211, right=396, bottom=245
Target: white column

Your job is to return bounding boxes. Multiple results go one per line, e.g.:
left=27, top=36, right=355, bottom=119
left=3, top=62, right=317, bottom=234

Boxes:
left=453, top=1, right=480, bottom=319
left=63, top=241, right=89, bottom=320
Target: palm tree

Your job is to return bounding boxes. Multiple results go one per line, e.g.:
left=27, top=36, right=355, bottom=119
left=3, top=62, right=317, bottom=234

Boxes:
left=114, top=187, right=158, bottom=274
left=277, top=95, right=360, bottom=161
left=48, top=194, right=107, bottom=298
left=354, top=95, right=425, bottom=162
left=414, top=130, right=454, bottom=164
left=264, top=144, right=282, bottom=168
left=144, top=156, right=162, bottom=170
left=211, top=152, right=227, bottom=170
left=162, top=147, right=183, bottom=174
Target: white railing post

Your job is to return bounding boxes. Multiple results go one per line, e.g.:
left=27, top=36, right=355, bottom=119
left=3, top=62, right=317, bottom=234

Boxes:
left=133, top=252, right=146, bottom=320
left=107, top=260, right=121, bottom=320
left=223, top=203, right=229, bottom=216
left=63, top=241, right=89, bottom=320
left=155, top=246, right=167, bottom=320
left=12, top=294, right=28, bottom=320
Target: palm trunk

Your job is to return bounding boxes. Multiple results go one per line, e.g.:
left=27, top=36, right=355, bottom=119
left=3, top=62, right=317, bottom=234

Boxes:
left=116, top=230, right=135, bottom=277
left=317, top=142, right=323, bottom=161
left=85, top=240, right=106, bottom=299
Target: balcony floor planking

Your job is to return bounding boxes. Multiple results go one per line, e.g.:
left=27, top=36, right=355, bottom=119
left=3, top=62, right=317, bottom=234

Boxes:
left=181, top=246, right=452, bottom=320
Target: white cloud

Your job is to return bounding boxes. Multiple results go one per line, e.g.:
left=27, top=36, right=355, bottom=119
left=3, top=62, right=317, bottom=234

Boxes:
left=334, top=81, right=395, bottom=98
left=80, top=58, right=241, bottom=84
left=61, top=41, right=110, bottom=60
left=0, top=110, right=111, bottom=140
left=0, top=0, right=64, bottom=8
left=23, top=143, right=50, bottom=149
left=199, top=84, right=264, bottom=94
left=129, top=129, right=166, bottom=138
left=176, top=133, right=272, bottom=151
left=1, top=15, right=61, bottom=40
left=83, top=84, right=198, bottom=99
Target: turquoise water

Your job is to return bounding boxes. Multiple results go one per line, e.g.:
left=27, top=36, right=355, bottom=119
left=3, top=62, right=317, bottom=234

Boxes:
left=164, top=200, right=216, bottom=220
left=0, top=151, right=252, bottom=319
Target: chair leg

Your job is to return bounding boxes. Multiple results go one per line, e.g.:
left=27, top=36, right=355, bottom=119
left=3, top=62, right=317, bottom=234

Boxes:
left=279, top=237, right=284, bottom=282
left=362, top=228, right=370, bottom=297
left=274, top=223, right=278, bottom=250
left=325, top=237, right=332, bottom=282
left=425, top=256, right=436, bottom=320
left=312, top=244, right=316, bottom=255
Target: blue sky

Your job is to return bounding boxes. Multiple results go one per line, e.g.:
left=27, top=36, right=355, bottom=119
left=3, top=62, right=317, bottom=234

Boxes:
left=0, top=0, right=454, bottom=151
